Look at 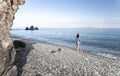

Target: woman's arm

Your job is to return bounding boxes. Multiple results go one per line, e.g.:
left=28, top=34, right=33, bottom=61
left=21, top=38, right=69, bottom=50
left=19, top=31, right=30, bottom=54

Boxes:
left=79, top=38, right=80, bottom=41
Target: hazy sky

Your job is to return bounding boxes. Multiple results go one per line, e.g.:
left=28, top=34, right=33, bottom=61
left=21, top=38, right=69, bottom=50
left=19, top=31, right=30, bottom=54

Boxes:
left=12, top=0, right=120, bottom=28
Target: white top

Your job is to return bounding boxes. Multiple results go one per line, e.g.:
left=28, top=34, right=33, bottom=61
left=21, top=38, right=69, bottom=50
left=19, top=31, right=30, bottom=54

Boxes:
left=76, top=37, right=80, bottom=44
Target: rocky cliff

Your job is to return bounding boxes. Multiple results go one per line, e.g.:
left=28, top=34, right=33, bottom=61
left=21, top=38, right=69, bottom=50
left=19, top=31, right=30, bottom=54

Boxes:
left=0, top=0, right=25, bottom=76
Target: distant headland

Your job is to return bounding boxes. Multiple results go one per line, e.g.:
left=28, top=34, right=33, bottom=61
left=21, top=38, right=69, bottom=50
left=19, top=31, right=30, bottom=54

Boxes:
left=25, top=25, right=39, bottom=30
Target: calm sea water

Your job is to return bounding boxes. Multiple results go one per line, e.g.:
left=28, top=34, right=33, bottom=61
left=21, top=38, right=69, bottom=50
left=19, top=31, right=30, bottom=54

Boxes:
left=10, top=28, right=120, bottom=58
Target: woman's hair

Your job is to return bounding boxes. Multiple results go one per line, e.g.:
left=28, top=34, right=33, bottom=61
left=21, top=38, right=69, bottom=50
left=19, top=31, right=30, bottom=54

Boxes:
left=76, top=34, right=79, bottom=38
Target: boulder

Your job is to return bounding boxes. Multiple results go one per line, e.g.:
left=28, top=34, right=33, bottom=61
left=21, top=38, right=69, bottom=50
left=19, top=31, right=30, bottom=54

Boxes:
left=34, top=27, right=39, bottom=30
left=30, top=25, right=34, bottom=30
left=0, top=0, right=25, bottom=76
left=25, top=27, right=29, bottom=30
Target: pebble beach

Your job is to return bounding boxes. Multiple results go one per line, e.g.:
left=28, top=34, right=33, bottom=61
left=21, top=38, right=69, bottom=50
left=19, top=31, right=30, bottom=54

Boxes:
left=12, top=37, right=120, bottom=76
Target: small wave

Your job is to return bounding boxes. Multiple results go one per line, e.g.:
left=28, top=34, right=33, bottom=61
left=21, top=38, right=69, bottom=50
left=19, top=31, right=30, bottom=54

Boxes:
left=97, top=53, right=118, bottom=59
left=82, top=41, right=120, bottom=51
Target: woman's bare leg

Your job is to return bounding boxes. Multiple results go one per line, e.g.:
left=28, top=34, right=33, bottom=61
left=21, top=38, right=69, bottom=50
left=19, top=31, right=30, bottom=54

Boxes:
left=77, top=44, right=80, bottom=51
left=76, top=44, right=80, bottom=51
left=77, top=46, right=79, bottom=51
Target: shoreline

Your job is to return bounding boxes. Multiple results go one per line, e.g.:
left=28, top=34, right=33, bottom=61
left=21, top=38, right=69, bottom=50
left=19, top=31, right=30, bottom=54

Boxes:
left=12, top=36, right=76, bottom=50
left=12, top=36, right=119, bottom=59
left=12, top=37, right=120, bottom=76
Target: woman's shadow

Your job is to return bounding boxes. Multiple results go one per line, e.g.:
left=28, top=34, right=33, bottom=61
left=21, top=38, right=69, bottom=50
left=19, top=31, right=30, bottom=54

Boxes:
left=13, top=40, right=34, bottom=76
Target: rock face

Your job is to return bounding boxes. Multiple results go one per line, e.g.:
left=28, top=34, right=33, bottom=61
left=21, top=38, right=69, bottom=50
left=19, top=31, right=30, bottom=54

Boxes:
left=0, top=0, right=25, bottom=76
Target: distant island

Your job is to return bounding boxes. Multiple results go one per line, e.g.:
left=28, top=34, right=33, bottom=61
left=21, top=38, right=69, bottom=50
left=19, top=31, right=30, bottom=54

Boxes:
left=25, top=25, right=39, bottom=30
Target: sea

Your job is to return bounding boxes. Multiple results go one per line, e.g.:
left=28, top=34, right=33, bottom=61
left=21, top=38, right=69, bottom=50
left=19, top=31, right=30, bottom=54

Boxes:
left=10, top=28, right=120, bottom=58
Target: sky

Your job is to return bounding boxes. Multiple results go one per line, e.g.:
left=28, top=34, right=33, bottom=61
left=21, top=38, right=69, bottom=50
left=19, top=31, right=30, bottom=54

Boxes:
left=12, top=0, right=120, bottom=28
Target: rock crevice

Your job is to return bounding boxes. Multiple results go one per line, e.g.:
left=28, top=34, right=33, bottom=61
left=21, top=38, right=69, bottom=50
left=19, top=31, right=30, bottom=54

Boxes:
left=0, top=0, right=25, bottom=76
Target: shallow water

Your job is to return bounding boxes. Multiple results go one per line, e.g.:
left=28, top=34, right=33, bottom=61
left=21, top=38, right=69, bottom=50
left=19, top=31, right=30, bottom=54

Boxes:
left=10, top=28, right=120, bottom=58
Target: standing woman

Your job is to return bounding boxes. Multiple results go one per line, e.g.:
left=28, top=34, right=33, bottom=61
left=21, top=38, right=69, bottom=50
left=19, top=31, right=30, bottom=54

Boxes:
left=76, top=34, right=80, bottom=51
